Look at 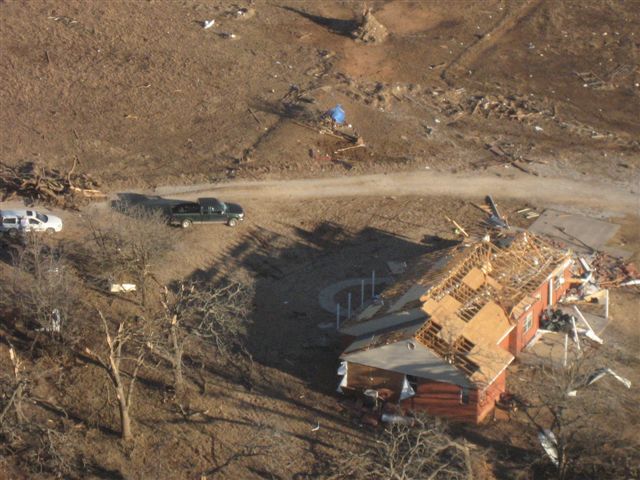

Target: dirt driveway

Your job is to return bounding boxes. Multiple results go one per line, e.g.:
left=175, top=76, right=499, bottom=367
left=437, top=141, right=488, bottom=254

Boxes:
left=149, top=170, right=639, bottom=214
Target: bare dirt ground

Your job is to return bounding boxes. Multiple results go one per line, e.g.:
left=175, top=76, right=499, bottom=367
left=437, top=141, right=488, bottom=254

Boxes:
left=1, top=0, right=639, bottom=478
left=149, top=169, right=640, bottom=214
left=1, top=0, right=638, bottom=189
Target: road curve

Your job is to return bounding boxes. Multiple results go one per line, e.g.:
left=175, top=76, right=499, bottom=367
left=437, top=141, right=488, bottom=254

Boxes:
left=149, top=171, right=639, bottom=214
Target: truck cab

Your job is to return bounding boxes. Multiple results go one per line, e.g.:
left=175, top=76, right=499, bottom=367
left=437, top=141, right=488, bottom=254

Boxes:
left=169, top=198, right=244, bottom=228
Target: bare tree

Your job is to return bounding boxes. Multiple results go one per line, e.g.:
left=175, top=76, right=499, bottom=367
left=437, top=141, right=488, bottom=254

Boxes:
left=1, top=233, right=81, bottom=341
left=0, top=344, right=27, bottom=427
left=82, top=204, right=173, bottom=307
left=327, top=416, right=476, bottom=480
left=510, top=346, right=639, bottom=479
left=84, top=311, right=146, bottom=441
left=0, top=341, right=72, bottom=477
left=147, top=281, right=253, bottom=396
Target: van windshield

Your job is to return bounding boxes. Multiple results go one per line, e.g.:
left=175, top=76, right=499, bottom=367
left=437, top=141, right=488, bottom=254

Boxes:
left=36, top=212, right=48, bottom=222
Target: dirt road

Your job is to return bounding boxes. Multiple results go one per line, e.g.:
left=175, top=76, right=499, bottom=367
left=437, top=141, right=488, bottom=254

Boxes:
left=150, top=171, right=638, bottom=214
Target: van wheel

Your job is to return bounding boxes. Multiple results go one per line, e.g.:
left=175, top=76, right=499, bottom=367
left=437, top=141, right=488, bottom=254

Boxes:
left=227, top=218, right=238, bottom=227
left=181, top=219, right=192, bottom=229
left=46, top=228, right=55, bottom=234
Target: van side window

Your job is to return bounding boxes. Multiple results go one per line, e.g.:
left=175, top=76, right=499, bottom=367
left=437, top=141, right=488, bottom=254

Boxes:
left=29, top=218, right=39, bottom=225
left=3, top=218, right=17, bottom=224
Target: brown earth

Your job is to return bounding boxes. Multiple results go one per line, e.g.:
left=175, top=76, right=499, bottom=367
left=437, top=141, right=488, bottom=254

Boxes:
left=1, top=0, right=638, bottom=189
left=1, top=0, right=639, bottom=478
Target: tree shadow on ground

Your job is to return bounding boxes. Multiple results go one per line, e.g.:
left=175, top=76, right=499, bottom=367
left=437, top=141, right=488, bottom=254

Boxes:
left=184, top=221, right=458, bottom=396
left=282, top=6, right=358, bottom=37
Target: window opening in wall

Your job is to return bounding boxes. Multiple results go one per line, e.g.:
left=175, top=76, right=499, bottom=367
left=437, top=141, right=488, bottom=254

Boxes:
left=407, top=375, right=418, bottom=392
left=459, top=386, right=469, bottom=404
left=524, top=312, right=533, bottom=334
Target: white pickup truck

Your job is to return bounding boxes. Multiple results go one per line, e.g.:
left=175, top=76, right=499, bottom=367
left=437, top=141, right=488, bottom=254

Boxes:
left=0, top=209, right=64, bottom=235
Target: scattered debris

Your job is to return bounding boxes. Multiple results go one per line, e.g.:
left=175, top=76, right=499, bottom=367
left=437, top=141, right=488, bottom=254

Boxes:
left=445, top=215, right=469, bottom=237
left=538, top=429, right=559, bottom=466
left=541, top=310, right=573, bottom=332
left=575, top=71, right=606, bottom=89
left=380, top=413, right=415, bottom=426
left=110, top=283, right=137, bottom=293
left=590, top=253, right=638, bottom=287
left=233, top=7, right=255, bottom=20
left=311, top=422, right=320, bottom=432
left=586, top=368, right=631, bottom=389
left=386, top=261, right=407, bottom=275
left=202, top=19, right=215, bottom=29
left=352, top=7, right=388, bottom=44
left=485, top=195, right=509, bottom=228
left=568, top=368, right=632, bottom=396
left=517, top=208, right=541, bottom=219
left=0, top=160, right=105, bottom=208
left=572, top=306, right=603, bottom=344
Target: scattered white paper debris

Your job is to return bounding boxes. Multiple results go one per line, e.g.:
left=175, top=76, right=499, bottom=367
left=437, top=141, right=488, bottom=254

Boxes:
left=311, top=422, right=320, bottom=432
left=203, top=20, right=215, bottom=29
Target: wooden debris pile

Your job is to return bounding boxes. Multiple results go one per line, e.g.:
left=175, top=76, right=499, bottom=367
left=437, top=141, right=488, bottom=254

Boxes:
left=0, top=160, right=106, bottom=208
left=434, top=91, right=555, bottom=122
left=465, top=94, right=555, bottom=121
left=590, top=253, right=639, bottom=288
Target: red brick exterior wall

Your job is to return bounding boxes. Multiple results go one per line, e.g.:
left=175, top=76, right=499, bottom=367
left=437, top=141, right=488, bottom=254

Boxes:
left=504, top=262, right=572, bottom=355
left=400, top=370, right=507, bottom=424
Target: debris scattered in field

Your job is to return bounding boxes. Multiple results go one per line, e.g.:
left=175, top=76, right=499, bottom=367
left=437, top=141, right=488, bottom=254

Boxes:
left=575, top=71, right=606, bottom=89
left=110, top=283, right=137, bottom=293
left=352, top=7, right=388, bottom=44
left=234, top=7, right=255, bottom=20
left=202, top=20, right=215, bottom=29
left=0, top=160, right=105, bottom=208
left=568, top=368, right=632, bottom=396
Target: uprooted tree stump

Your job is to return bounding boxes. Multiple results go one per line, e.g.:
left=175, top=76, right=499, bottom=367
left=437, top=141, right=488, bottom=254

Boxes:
left=352, top=7, right=388, bottom=44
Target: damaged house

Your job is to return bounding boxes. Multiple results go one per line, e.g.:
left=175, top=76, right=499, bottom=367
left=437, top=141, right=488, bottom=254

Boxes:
left=338, top=232, right=573, bottom=423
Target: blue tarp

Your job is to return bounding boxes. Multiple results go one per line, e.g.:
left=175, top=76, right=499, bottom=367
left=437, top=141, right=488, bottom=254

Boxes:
left=328, top=104, right=345, bottom=124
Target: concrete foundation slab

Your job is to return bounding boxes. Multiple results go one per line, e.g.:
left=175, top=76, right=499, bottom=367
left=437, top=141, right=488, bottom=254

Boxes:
left=529, top=209, right=628, bottom=257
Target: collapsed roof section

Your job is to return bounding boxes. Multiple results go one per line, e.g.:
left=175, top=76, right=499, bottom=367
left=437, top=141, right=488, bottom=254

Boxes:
left=341, top=232, right=572, bottom=388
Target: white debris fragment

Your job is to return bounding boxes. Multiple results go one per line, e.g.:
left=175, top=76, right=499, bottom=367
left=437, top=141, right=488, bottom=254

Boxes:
left=110, top=283, right=137, bottom=293
left=587, top=368, right=631, bottom=389
left=202, top=20, right=215, bottom=29
left=538, top=430, right=559, bottom=466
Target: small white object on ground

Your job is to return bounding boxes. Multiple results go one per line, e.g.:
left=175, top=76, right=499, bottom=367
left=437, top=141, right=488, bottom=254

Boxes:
left=203, top=20, right=215, bottom=29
